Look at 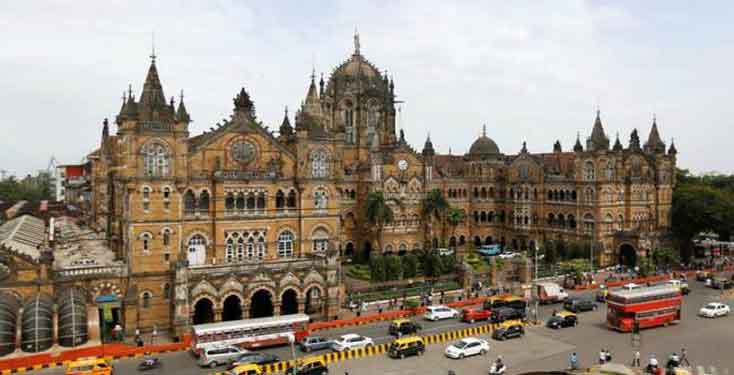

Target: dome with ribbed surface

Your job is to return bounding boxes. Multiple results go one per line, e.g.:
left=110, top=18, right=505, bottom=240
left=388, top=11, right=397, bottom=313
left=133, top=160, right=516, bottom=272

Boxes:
left=469, top=125, right=500, bottom=156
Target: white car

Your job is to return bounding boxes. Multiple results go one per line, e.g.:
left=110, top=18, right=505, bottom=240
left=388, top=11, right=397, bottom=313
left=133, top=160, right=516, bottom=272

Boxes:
left=499, top=252, right=519, bottom=259
left=444, top=337, right=490, bottom=359
left=424, top=305, right=459, bottom=321
left=331, top=334, right=374, bottom=352
left=699, top=302, right=730, bottom=318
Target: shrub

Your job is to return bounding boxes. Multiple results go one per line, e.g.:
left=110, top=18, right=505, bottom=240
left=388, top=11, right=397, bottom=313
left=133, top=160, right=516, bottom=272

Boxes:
left=441, top=255, right=457, bottom=274
left=346, top=264, right=371, bottom=280
left=423, top=254, right=443, bottom=277
left=402, top=255, right=418, bottom=278
left=384, top=255, right=403, bottom=281
left=369, top=256, right=387, bottom=282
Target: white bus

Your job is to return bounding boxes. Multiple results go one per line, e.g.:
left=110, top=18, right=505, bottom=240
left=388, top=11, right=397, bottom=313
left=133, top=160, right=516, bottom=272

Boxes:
left=190, top=313, right=310, bottom=355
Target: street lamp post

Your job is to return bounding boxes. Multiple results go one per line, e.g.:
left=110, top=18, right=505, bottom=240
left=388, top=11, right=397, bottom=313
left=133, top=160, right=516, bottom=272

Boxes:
left=534, top=242, right=539, bottom=325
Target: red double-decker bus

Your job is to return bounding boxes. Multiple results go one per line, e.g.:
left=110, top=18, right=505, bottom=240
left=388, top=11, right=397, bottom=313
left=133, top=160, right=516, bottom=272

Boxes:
left=606, top=284, right=682, bottom=332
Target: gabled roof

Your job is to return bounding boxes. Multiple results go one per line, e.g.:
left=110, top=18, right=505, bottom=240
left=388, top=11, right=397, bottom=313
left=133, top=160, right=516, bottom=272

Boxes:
left=0, top=215, right=45, bottom=261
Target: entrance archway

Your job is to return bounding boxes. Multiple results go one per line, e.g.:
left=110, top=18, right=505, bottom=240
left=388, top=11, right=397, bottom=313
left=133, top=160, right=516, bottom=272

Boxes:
left=249, top=289, right=274, bottom=318
left=193, top=298, right=214, bottom=324
left=618, top=243, right=637, bottom=268
left=345, top=242, right=354, bottom=258
left=363, top=241, right=372, bottom=262
left=222, top=295, right=242, bottom=321
left=305, top=287, right=322, bottom=314
left=280, top=289, right=299, bottom=315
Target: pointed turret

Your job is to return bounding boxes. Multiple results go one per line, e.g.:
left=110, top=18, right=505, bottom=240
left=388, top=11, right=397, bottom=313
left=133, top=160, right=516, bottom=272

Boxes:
left=138, top=55, right=169, bottom=117
left=102, top=118, right=109, bottom=140
left=613, top=132, right=623, bottom=151
left=628, top=129, right=641, bottom=151
left=644, top=116, right=666, bottom=154
left=176, top=90, right=191, bottom=123
left=553, top=140, right=562, bottom=153
left=303, top=69, right=321, bottom=117
left=422, top=133, right=435, bottom=157
left=233, top=87, right=255, bottom=118
left=668, top=139, right=677, bottom=156
left=586, top=110, right=610, bottom=151
left=573, top=132, right=583, bottom=152
left=521, top=141, right=528, bottom=153
left=319, top=73, right=325, bottom=97
left=279, top=106, right=293, bottom=137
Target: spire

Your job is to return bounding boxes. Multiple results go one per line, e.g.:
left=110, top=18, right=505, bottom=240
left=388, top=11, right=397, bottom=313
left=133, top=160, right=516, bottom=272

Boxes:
left=613, top=132, right=623, bottom=151
left=628, top=128, right=641, bottom=151
left=319, top=72, right=325, bottom=97
left=521, top=141, right=527, bottom=153
left=482, top=124, right=487, bottom=138
left=102, top=118, right=109, bottom=139
left=353, top=28, right=361, bottom=55
left=138, top=52, right=171, bottom=121
left=233, top=87, right=255, bottom=117
left=422, top=132, right=435, bottom=156
left=306, top=69, right=318, bottom=103
left=279, top=106, right=293, bottom=136
left=175, top=90, right=190, bottom=123
left=587, top=109, right=609, bottom=151
left=553, top=140, right=562, bottom=153
left=573, top=132, right=583, bottom=152
left=644, top=115, right=666, bottom=153
left=668, top=138, right=677, bottom=155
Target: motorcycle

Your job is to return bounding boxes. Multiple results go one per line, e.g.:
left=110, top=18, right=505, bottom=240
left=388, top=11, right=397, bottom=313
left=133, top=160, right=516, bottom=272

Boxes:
left=137, top=357, right=161, bottom=371
left=489, top=362, right=506, bottom=375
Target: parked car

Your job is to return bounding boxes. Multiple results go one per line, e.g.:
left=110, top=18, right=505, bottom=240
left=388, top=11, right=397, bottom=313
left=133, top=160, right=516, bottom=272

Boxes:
left=563, top=298, right=597, bottom=313
left=225, top=364, right=262, bottom=375
left=491, top=322, right=524, bottom=341
left=198, top=345, right=247, bottom=368
left=699, top=302, right=731, bottom=318
left=423, top=305, right=459, bottom=321
left=389, top=319, right=422, bottom=336
left=490, top=307, right=525, bottom=324
left=435, top=248, right=454, bottom=256
left=299, top=336, right=334, bottom=353
left=499, top=252, right=520, bottom=259
left=331, top=334, right=373, bottom=352
left=461, top=307, right=492, bottom=323
left=444, top=337, right=490, bottom=359
left=388, top=336, right=426, bottom=359
left=546, top=311, right=578, bottom=329
left=285, top=358, right=328, bottom=375
left=227, top=352, right=279, bottom=370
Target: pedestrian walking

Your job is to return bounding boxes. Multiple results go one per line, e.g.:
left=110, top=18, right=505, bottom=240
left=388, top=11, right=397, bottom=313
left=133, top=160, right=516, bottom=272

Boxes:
left=632, top=351, right=640, bottom=367
left=569, top=352, right=579, bottom=370
left=599, top=349, right=607, bottom=364
left=605, top=349, right=612, bottom=363
left=680, top=347, right=690, bottom=366
left=151, top=325, right=158, bottom=345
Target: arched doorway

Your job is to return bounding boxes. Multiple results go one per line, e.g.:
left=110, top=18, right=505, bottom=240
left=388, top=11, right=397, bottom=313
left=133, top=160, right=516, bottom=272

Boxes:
left=193, top=298, right=214, bottom=324
left=474, top=236, right=481, bottom=247
left=345, top=242, right=354, bottom=258
left=249, top=289, right=274, bottom=318
left=363, top=241, right=372, bottom=262
left=485, top=236, right=492, bottom=245
left=618, top=243, right=637, bottom=268
left=280, top=289, right=299, bottom=315
left=222, top=295, right=242, bottom=321
left=305, top=287, right=322, bottom=315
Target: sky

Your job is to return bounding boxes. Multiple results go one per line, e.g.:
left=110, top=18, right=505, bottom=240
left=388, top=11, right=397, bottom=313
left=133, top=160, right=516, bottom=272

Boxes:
left=1, top=0, right=732, bottom=176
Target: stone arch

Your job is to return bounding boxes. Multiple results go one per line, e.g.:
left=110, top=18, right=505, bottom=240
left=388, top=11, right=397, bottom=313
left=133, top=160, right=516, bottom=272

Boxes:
left=249, top=288, right=274, bottom=318
left=280, top=288, right=299, bottom=315
left=304, top=284, right=325, bottom=314
left=193, top=297, right=215, bottom=324
left=618, top=243, right=637, bottom=268
left=344, top=242, right=355, bottom=257
left=222, top=294, right=243, bottom=321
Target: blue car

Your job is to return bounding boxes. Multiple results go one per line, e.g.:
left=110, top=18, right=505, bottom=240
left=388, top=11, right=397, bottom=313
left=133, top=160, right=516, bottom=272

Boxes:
left=477, top=244, right=502, bottom=256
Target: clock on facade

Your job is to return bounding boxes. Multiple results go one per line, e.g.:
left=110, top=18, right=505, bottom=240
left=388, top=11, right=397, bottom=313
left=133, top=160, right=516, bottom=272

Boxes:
left=397, top=159, right=408, bottom=171
left=231, top=140, right=256, bottom=163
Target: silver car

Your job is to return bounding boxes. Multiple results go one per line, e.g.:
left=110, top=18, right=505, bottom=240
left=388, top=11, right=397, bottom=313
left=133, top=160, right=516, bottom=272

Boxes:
left=197, top=345, right=247, bottom=368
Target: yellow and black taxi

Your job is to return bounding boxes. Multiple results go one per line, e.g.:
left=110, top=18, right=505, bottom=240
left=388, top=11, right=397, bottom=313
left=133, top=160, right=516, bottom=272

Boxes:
left=388, top=336, right=426, bottom=359
left=65, top=358, right=113, bottom=375
left=225, top=363, right=262, bottom=375
left=696, top=271, right=713, bottom=282
left=285, top=357, right=328, bottom=375
left=388, top=319, right=421, bottom=336
left=491, top=321, right=524, bottom=341
left=595, top=285, right=608, bottom=302
left=546, top=311, right=578, bottom=329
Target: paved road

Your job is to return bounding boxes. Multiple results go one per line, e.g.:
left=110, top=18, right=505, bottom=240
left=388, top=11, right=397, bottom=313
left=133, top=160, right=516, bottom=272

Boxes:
left=34, top=279, right=734, bottom=374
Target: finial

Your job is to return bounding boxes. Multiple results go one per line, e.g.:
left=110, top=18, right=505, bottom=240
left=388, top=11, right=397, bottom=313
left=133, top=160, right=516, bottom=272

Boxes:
left=427, top=131, right=431, bottom=141
left=449, top=147, right=452, bottom=155
left=121, top=91, right=126, bottom=104
left=285, top=105, right=288, bottom=116
left=353, top=28, right=361, bottom=55
left=653, top=113, right=657, bottom=124
left=311, top=66, right=316, bottom=82
left=127, top=84, right=133, bottom=99
left=482, top=124, right=487, bottom=137
left=179, top=89, right=184, bottom=103
left=150, top=32, right=157, bottom=63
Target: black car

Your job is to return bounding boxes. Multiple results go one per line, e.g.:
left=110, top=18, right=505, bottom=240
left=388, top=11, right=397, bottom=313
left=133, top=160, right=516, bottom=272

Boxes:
left=388, top=319, right=422, bottom=336
left=285, top=359, right=328, bottom=375
left=491, top=323, right=524, bottom=340
left=228, top=352, right=280, bottom=369
left=546, top=312, right=578, bottom=329
left=490, top=307, right=525, bottom=323
left=563, top=298, right=597, bottom=313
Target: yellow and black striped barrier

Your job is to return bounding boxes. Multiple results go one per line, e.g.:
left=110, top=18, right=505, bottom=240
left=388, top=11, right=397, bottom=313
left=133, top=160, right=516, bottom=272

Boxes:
left=215, top=320, right=532, bottom=374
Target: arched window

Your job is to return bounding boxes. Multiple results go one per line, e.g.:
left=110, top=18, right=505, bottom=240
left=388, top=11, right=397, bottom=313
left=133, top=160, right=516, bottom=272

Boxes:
left=287, top=190, right=297, bottom=208
left=314, top=189, right=328, bottom=210
left=585, top=188, right=595, bottom=203
left=583, top=213, right=595, bottom=234
left=584, top=161, right=595, bottom=181
left=399, top=243, right=408, bottom=252
left=143, top=143, right=169, bottom=177
left=618, top=214, right=624, bottom=230
left=198, top=190, right=210, bottom=214
left=184, top=190, right=196, bottom=215
left=568, top=214, right=576, bottom=228
left=225, top=193, right=235, bottom=211
left=474, top=211, right=479, bottom=223
left=162, top=229, right=171, bottom=247
left=246, top=192, right=256, bottom=210
left=163, top=283, right=171, bottom=299
left=276, top=190, right=285, bottom=210
left=605, top=213, right=614, bottom=234
left=141, top=233, right=151, bottom=253
left=605, top=161, right=614, bottom=181
left=256, top=192, right=266, bottom=213
left=141, top=292, right=152, bottom=309
left=459, top=235, right=466, bottom=245
left=547, top=190, right=553, bottom=201
left=311, top=150, right=330, bottom=178
left=480, top=211, right=487, bottom=223
left=257, top=235, right=266, bottom=259
left=235, top=193, right=245, bottom=210
left=312, top=227, right=330, bottom=253
left=278, top=231, right=294, bottom=258
left=187, top=234, right=206, bottom=266
left=247, top=237, right=255, bottom=259
left=142, top=186, right=151, bottom=211
left=162, top=187, right=171, bottom=210
left=547, top=213, right=555, bottom=226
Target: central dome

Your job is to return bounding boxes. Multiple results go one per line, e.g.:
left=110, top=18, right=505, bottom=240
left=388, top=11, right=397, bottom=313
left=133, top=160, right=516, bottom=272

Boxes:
left=469, top=125, right=501, bottom=156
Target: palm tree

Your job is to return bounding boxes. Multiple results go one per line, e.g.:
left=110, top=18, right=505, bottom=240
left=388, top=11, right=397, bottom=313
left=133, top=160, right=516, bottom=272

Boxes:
left=365, top=191, right=402, bottom=254
left=420, top=189, right=449, bottom=249
left=446, top=207, right=466, bottom=248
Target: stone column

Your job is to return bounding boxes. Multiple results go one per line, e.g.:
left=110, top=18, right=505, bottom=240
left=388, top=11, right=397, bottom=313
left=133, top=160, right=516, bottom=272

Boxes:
left=214, top=308, right=222, bottom=322
left=297, top=298, right=306, bottom=314
left=241, top=303, right=250, bottom=319
left=273, top=303, right=282, bottom=317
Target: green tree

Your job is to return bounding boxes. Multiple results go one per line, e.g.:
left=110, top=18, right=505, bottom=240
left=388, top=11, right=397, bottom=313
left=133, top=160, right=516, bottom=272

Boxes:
left=423, top=253, right=444, bottom=278
left=637, top=257, right=655, bottom=277
left=446, top=207, right=466, bottom=246
left=671, top=183, right=734, bottom=260
left=384, top=255, right=403, bottom=281
left=365, top=191, right=402, bottom=253
left=420, top=189, right=449, bottom=249
left=652, top=248, right=680, bottom=269
left=402, top=255, right=418, bottom=278
left=441, top=255, right=457, bottom=274
left=369, top=256, right=387, bottom=282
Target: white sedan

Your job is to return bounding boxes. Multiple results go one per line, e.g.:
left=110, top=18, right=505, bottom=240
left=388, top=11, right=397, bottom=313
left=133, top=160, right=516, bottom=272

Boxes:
left=699, top=302, right=730, bottom=318
left=424, top=305, right=459, bottom=321
left=499, top=252, right=519, bottom=259
left=444, top=337, right=490, bottom=359
left=331, top=334, right=374, bottom=352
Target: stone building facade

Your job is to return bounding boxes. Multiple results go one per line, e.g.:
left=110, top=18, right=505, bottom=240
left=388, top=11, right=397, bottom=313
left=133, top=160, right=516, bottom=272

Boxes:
left=84, top=35, right=676, bottom=336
